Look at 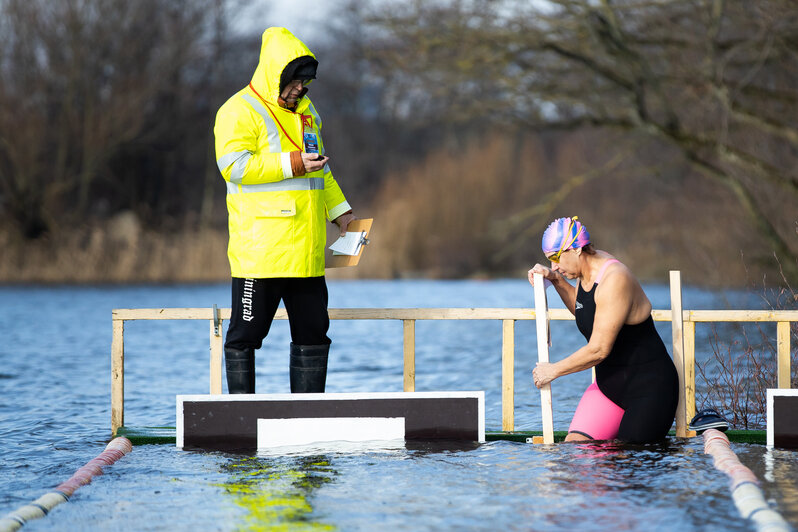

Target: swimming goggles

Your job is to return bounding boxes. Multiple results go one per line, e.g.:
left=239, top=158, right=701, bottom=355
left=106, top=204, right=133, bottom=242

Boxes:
left=547, top=216, right=583, bottom=263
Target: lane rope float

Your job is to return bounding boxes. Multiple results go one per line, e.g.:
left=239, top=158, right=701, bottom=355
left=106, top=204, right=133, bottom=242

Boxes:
left=0, top=437, right=133, bottom=532
left=702, top=429, right=791, bottom=532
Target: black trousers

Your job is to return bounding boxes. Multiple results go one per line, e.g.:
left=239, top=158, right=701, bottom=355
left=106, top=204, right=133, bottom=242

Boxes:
left=225, top=276, right=331, bottom=350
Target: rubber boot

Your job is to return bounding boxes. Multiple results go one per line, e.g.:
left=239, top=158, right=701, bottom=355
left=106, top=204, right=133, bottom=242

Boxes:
left=225, top=347, right=255, bottom=394
left=289, top=343, right=329, bottom=393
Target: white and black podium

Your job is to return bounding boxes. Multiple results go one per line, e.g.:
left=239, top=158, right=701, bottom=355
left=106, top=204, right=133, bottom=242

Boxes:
left=177, top=391, right=485, bottom=451
left=767, top=389, right=798, bottom=449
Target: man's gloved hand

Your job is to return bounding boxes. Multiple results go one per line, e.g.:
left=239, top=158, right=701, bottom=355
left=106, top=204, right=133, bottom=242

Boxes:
left=333, top=211, right=356, bottom=237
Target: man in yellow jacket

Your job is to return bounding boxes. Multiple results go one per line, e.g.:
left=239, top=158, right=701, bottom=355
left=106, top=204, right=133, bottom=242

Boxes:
left=214, top=27, right=355, bottom=394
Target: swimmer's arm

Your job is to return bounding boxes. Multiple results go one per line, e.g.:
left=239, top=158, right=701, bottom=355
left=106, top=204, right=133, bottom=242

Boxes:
left=552, top=274, right=578, bottom=315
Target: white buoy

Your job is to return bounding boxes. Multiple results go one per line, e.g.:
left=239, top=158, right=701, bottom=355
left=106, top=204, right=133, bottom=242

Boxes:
left=702, top=430, right=790, bottom=532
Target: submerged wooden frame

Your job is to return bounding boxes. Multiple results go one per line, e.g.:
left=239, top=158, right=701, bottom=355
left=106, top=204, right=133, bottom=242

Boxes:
left=111, top=271, right=797, bottom=439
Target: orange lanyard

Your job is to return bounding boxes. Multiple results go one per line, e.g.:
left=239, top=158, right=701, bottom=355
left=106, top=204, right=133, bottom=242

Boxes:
left=248, top=82, right=303, bottom=152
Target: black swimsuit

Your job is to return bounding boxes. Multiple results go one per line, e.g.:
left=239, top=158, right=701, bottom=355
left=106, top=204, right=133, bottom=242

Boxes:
left=574, top=276, right=679, bottom=443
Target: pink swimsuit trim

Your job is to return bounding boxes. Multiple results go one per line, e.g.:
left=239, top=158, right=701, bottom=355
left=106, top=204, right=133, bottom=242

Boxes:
left=594, top=259, right=620, bottom=285
left=568, top=381, right=625, bottom=441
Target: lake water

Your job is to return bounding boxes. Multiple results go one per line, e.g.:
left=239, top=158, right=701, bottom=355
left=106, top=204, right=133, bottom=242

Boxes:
left=1, top=280, right=796, bottom=530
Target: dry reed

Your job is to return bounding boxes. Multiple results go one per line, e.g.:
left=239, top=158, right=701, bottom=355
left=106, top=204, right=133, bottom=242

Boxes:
left=0, top=218, right=230, bottom=283
left=695, top=264, right=798, bottom=429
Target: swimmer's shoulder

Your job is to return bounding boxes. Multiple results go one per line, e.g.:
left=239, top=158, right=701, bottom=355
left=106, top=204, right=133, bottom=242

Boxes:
left=595, top=251, right=629, bottom=276
left=595, top=253, right=636, bottom=292
left=596, top=254, right=652, bottom=318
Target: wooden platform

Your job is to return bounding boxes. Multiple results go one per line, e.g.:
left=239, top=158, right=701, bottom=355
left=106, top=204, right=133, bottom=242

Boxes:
left=111, top=298, right=798, bottom=440
left=177, top=391, right=485, bottom=450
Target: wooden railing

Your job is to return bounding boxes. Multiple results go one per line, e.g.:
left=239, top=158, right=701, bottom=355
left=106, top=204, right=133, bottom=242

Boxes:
left=111, top=271, right=797, bottom=437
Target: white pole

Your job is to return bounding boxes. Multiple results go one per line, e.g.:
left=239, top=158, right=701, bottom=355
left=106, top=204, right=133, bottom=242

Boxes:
left=534, top=273, right=554, bottom=444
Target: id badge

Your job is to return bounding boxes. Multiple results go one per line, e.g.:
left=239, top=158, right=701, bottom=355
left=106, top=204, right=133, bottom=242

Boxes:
left=303, top=132, right=319, bottom=154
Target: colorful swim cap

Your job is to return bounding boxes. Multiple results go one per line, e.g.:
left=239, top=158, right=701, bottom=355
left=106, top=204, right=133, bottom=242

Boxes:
left=541, top=216, right=591, bottom=255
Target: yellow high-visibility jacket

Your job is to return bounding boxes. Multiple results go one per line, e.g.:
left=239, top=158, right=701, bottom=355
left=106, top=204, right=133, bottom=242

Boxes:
left=214, top=27, right=350, bottom=278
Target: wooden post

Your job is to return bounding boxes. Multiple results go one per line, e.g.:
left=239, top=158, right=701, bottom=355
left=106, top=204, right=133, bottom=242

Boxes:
left=534, top=273, right=554, bottom=444
left=670, top=271, right=691, bottom=437
left=209, top=305, right=223, bottom=394
left=111, top=317, right=125, bottom=435
left=502, top=319, right=515, bottom=432
left=684, top=320, right=696, bottom=427
left=403, top=319, right=415, bottom=392
left=777, top=321, right=791, bottom=388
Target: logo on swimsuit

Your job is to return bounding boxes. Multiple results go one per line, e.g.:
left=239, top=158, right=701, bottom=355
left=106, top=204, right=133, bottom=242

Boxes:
left=575, top=301, right=583, bottom=310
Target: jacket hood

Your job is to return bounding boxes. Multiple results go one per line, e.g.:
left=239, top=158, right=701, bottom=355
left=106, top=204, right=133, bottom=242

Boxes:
left=251, top=27, right=317, bottom=104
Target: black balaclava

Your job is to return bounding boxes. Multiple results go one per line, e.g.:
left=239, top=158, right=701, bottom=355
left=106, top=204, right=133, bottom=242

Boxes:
left=280, top=56, right=319, bottom=94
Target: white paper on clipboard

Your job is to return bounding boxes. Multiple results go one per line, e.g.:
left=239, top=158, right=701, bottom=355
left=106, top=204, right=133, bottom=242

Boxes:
left=329, top=231, right=367, bottom=256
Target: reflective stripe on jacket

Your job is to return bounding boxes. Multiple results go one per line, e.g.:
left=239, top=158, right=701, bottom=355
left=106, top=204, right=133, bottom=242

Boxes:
left=214, top=27, right=350, bottom=278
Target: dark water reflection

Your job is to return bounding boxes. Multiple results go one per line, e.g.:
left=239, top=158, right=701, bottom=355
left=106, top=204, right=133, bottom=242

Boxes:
left=1, top=281, right=795, bottom=530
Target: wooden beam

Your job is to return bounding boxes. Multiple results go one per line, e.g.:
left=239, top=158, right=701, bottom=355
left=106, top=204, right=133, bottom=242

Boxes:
left=209, top=317, right=223, bottom=395
left=112, top=307, right=798, bottom=323
left=113, top=308, right=231, bottom=320
left=403, top=320, right=415, bottom=392
left=502, top=319, right=515, bottom=432
left=684, top=310, right=798, bottom=322
left=777, top=321, right=791, bottom=389
left=111, top=318, right=124, bottom=435
left=114, top=307, right=571, bottom=321
left=684, top=320, right=696, bottom=429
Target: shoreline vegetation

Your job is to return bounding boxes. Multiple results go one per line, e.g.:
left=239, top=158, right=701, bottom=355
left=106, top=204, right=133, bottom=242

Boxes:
left=2, top=131, right=793, bottom=288
left=0, top=211, right=790, bottom=288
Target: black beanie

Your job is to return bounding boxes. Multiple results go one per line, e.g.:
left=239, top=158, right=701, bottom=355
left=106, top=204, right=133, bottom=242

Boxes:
left=280, top=56, right=318, bottom=93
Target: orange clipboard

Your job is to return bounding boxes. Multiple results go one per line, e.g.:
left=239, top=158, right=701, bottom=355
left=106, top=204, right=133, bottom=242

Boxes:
left=327, top=218, right=373, bottom=268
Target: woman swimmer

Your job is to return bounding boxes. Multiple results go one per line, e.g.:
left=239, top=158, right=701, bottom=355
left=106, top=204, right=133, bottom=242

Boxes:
left=529, top=216, right=679, bottom=443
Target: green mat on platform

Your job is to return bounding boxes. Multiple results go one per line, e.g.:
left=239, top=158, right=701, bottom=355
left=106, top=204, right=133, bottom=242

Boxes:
left=115, top=427, right=766, bottom=446
left=486, top=430, right=766, bottom=444
left=116, top=426, right=178, bottom=445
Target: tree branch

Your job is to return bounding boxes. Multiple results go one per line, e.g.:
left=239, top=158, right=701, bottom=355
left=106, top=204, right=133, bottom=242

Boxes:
left=491, top=148, right=633, bottom=263
left=684, top=150, right=798, bottom=279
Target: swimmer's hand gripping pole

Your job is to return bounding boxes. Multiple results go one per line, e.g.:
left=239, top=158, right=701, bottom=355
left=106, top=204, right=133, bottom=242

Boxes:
left=534, top=273, right=555, bottom=444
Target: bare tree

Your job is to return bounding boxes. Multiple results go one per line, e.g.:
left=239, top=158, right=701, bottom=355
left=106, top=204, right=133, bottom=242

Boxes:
left=0, top=0, right=219, bottom=237
left=358, top=0, right=798, bottom=277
